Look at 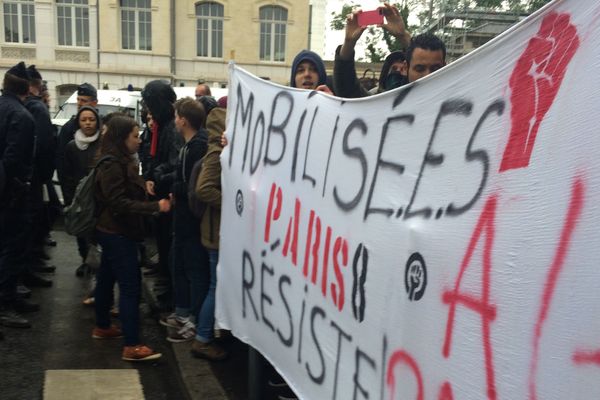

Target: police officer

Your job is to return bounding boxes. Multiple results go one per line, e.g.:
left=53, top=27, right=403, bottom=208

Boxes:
left=0, top=62, right=39, bottom=329
left=23, top=65, right=57, bottom=280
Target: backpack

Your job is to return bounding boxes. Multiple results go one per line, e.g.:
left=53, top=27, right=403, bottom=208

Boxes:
left=187, top=156, right=206, bottom=219
left=63, top=155, right=116, bottom=237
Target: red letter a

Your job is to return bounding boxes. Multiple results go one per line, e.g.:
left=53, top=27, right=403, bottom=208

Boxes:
left=442, top=195, right=498, bottom=400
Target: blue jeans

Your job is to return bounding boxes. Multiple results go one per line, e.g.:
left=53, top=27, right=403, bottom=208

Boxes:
left=95, top=231, right=141, bottom=346
left=196, top=249, right=218, bottom=342
left=171, top=234, right=208, bottom=319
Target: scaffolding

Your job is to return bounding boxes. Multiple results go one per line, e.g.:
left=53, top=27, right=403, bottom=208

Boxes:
left=423, top=7, right=529, bottom=61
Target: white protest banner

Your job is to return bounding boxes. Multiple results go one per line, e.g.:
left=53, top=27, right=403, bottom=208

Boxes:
left=216, top=1, right=600, bottom=399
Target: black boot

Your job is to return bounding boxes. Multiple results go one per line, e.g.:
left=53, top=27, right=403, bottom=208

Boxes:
left=34, top=263, right=56, bottom=273
left=0, top=306, right=31, bottom=328
left=16, top=284, right=31, bottom=299
left=13, top=298, right=40, bottom=313
left=22, top=273, right=53, bottom=288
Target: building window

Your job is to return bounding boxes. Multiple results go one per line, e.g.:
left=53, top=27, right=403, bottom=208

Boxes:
left=259, top=5, right=287, bottom=62
left=195, top=2, right=223, bottom=58
left=120, top=0, right=151, bottom=51
left=57, top=0, right=89, bottom=47
left=3, top=0, right=35, bottom=44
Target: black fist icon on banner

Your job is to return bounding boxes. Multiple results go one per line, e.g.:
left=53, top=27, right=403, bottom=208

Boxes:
left=405, top=252, right=427, bottom=301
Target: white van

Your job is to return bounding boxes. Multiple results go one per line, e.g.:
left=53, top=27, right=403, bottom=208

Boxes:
left=52, top=89, right=143, bottom=127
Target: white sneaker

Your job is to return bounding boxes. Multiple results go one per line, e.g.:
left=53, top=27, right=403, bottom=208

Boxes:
left=160, top=313, right=189, bottom=329
left=166, top=320, right=196, bottom=343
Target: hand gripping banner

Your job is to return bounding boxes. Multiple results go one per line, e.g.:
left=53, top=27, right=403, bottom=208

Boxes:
left=217, top=1, right=600, bottom=399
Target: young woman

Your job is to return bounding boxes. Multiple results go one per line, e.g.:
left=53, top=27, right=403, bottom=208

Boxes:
left=62, top=105, right=102, bottom=278
left=92, top=115, right=171, bottom=362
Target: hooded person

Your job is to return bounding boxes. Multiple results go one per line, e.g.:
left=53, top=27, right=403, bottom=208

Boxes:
left=372, top=50, right=408, bottom=93
left=140, top=80, right=182, bottom=289
left=289, top=50, right=328, bottom=90
left=333, top=4, right=411, bottom=98
left=141, top=79, right=183, bottom=198
left=334, top=47, right=409, bottom=98
left=196, top=95, right=218, bottom=124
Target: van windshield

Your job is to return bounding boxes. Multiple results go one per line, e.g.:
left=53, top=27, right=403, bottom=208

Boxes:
left=54, top=104, right=137, bottom=120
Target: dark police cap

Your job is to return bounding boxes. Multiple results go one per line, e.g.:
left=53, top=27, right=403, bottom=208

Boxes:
left=6, top=61, right=30, bottom=81
left=27, top=64, right=42, bottom=80
left=77, top=82, right=97, bottom=99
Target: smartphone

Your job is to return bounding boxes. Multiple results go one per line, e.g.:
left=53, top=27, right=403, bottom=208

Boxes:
left=357, top=9, right=384, bottom=27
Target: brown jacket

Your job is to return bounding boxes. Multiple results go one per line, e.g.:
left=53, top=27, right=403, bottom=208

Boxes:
left=196, top=108, right=225, bottom=250
left=95, top=154, right=159, bottom=240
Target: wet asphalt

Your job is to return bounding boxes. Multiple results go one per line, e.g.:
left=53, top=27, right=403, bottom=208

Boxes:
left=0, top=230, right=188, bottom=400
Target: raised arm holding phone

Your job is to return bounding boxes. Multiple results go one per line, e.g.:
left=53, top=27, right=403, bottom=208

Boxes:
left=334, top=3, right=412, bottom=98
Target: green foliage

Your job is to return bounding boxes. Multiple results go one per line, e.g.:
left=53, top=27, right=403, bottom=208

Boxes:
left=329, top=3, right=356, bottom=31
left=329, top=0, right=553, bottom=62
left=527, top=0, right=552, bottom=12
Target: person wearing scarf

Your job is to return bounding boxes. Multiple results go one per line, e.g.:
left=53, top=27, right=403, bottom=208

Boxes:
left=62, top=105, right=102, bottom=278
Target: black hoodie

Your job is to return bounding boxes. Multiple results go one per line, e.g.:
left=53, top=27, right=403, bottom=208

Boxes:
left=172, top=129, right=208, bottom=238
left=141, top=80, right=183, bottom=197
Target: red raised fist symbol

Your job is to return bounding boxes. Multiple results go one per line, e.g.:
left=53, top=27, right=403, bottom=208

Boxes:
left=500, top=12, right=580, bottom=172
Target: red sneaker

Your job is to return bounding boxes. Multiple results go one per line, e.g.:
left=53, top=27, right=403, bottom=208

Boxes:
left=92, top=325, right=123, bottom=339
left=122, top=345, right=162, bottom=362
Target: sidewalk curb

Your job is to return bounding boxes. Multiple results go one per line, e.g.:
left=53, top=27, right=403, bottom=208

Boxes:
left=141, top=272, right=229, bottom=400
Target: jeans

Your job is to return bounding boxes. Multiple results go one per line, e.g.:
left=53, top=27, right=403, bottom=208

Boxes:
left=171, top=234, right=208, bottom=318
left=95, top=231, right=141, bottom=346
left=196, top=249, right=218, bottom=342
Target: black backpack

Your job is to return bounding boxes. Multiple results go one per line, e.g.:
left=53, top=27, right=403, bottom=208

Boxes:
left=63, top=155, right=115, bottom=237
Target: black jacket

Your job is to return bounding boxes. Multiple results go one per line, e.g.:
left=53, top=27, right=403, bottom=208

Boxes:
left=0, top=92, right=35, bottom=200
left=333, top=46, right=407, bottom=98
left=62, top=138, right=101, bottom=206
left=333, top=46, right=371, bottom=99
left=56, top=116, right=78, bottom=184
left=172, top=130, right=208, bottom=238
left=139, top=125, right=152, bottom=176
left=25, top=96, right=56, bottom=182
left=143, top=119, right=184, bottom=198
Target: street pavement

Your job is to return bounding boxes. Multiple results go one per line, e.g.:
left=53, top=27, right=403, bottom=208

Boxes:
left=0, top=230, right=186, bottom=400
left=0, top=229, right=295, bottom=400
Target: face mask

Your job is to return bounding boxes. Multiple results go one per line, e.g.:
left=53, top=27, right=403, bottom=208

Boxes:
left=383, top=72, right=407, bottom=91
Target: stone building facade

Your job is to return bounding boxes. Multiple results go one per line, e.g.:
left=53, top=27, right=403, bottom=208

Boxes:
left=0, top=0, right=314, bottom=112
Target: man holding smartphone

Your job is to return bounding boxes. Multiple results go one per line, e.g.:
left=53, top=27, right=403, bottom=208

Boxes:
left=334, top=3, right=411, bottom=98
left=333, top=3, right=445, bottom=97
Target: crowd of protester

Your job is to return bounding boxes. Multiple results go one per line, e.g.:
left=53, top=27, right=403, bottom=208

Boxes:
left=0, top=2, right=446, bottom=397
